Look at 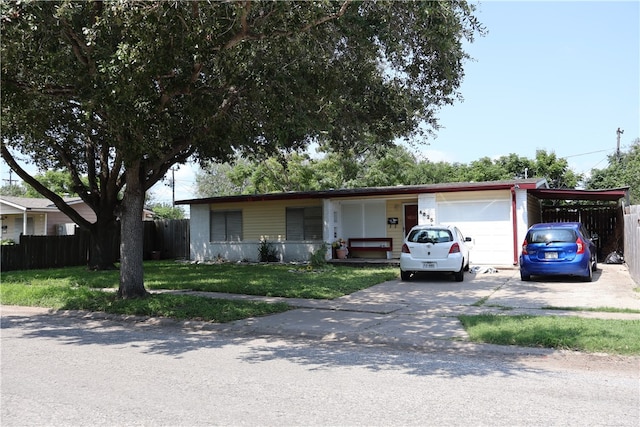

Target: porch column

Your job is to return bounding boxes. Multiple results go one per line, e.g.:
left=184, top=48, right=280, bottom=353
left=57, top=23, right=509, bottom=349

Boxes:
left=322, top=199, right=334, bottom=260
left=22, top=211, right=27, bottom=236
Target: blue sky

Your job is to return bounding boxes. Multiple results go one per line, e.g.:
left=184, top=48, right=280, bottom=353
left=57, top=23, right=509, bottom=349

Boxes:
left=165, top=1, right=640, bottom=203
left=418, top=0, right=640, bottom=178
left=2, top=1, right=638, bottom=204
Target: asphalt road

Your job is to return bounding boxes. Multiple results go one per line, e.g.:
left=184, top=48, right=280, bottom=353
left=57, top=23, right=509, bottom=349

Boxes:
left=2, top=263, right=639, bottom=426
left=1, top=307, right=639, bottom=427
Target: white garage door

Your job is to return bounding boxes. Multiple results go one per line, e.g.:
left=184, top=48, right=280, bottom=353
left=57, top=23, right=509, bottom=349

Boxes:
left=438, top=200, right=513, bottom=265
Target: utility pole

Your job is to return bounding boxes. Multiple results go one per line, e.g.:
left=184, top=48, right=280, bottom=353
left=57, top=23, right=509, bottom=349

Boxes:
left=3, top=169, right=18, bottom=186
left=171, top=167, right=176, bottom=206
left=616, top=127, right=624, bottom=159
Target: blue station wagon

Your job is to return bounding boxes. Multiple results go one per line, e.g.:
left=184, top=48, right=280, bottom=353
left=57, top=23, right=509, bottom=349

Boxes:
left=519, top=222, right=598, bottom=282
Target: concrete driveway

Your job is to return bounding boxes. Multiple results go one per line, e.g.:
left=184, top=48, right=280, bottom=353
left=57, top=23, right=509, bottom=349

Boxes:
left=211, top=263, right=639, bottom=351
left=3, top=264, right=638, bottom=353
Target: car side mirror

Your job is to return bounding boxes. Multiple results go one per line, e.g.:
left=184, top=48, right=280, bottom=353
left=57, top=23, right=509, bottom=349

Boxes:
left=591, top=233, right=599, bottom=241
left=464, top=237, right=472, bottom=242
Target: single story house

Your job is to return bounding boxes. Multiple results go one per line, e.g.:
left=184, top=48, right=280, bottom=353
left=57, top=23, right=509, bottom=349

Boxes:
left=176, top=179, right=629, bottom=266
left=0, top=196, right=155, bottom=242
left=0, top=196, right=97, bottom=241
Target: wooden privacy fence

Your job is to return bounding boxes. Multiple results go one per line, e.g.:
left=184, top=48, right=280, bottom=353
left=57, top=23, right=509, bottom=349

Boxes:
left=623, top=205, right=639, bottom=285
left=542, top=204, right=622, bottom=260
left=144, top=219, right=190, bottom=261
left=1, top=219, right=190, bottom=272
left=1, top=233, right=90, bottom=271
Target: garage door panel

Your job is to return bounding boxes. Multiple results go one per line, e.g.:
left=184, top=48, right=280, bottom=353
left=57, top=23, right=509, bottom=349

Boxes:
left=438, top=200, right=512, bottom=265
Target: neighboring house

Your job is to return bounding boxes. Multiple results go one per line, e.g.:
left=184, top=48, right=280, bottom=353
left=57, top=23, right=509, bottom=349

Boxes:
left=0, top=196, right=155, bottom=242
left=176, top=179, right=629, bottom=266
left=0, top=196, right=96, bottom=241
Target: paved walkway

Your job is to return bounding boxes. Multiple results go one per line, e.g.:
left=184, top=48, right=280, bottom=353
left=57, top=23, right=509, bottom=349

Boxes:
left=3, top=264, right=638, bottom=354
left=154, top=264, right=640, bottom=353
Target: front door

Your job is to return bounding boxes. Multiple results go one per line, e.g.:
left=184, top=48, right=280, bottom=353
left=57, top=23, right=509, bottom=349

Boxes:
left=404, top=204, right=418, bottom=237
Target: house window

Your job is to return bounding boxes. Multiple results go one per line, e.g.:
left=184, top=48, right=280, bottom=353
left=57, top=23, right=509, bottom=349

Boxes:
left=286, top=207, right=322, bottom=240
left=210, top=210, right=242, bottom=241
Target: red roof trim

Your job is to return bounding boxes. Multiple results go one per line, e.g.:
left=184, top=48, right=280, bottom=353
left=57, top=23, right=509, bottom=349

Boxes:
left=176, top=179, right=546, bottom=205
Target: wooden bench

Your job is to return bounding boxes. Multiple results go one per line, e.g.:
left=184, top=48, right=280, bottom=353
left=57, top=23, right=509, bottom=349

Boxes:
left=347, top=238, right=392, bottom=256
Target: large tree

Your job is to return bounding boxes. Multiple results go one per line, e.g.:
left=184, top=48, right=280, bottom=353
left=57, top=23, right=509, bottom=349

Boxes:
left=1, top=0, right=483, bottom=298
left=587, top=139, right=640, bottom=204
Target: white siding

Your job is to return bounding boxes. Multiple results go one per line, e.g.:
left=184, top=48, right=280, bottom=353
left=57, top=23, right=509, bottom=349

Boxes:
left=417, top=194, right=436, bottom=225
left=437, top=190, right=513, bottom=266
left=189, top=204, right=211, bottom=261
left=189, top=201, right=325, bottom=262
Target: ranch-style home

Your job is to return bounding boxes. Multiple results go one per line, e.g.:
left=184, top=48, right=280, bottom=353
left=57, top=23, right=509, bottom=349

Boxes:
left=0, top=195, right=155, bottom=242
left=176, top=178, right=629, bottom=266
left=0, top=196, right=98, bottom=241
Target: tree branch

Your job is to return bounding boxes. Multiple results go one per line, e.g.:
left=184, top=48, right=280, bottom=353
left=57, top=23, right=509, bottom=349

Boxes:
left=224, top=0, right=352, bottom=50
left=60, top=20, right=97, bottom=76
left=144, top=141, right=196, bottom=192
left=0, top=143, right=92, bottom=229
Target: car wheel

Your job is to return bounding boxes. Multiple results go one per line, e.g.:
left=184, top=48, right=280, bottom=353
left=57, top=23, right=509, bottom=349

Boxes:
left=520, top=271, right=531, bottom=281
left=400, top=270, right=411, bottom=281
left=463, top=258, right=470, bottom=271
left=592, top=254, right=598, bottom=272
left=583, top=263, right=593, bottom=282
left=453, top=263, right=464, bottom=282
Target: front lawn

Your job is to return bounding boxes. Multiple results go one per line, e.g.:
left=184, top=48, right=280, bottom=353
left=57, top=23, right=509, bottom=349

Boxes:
left=1, top=260, right=399, bottom=299
left=0, top=261, right=398, bottom=322
left=459, top=314, right=640, bottom=356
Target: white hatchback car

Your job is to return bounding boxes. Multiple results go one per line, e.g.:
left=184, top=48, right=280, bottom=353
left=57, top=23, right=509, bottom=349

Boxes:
left=400, top=225, right=472, bottom=282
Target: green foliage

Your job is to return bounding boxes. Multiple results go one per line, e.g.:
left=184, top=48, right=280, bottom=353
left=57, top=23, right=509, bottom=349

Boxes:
left=23, top=170, right=80, bottom=198
left=0, top=281, right=289, bottom=323
left=148, top=203, right=185, bottom=220
left=459, top=314, right=640, bottom=355
left=0, top=183, right=28, bottom=197
left=586, top=139, right=640, bottom=204
left=1, top=261, right=399, bottom=300
left=195, top=159, right=250, bottom=197
left=309, top=244, right=329, bottom=268
left=196, top=147, right=585, bottom=195
left=1, top=0, right=483, bottom=288
left=258, top=239, right=279, bottom=263
left=532, top=150, right=581, bottom=189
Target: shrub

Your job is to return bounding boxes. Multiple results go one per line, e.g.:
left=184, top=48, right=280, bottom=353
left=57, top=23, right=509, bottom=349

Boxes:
left=258, top=239, right=279, bottom=262
left=309, top=243, right=328, bottom=268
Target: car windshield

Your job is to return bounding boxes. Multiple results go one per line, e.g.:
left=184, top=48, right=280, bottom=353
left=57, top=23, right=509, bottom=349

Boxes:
left=528, top=229, right=576, bottom=244
left=408, top=229, right=453, bottom=244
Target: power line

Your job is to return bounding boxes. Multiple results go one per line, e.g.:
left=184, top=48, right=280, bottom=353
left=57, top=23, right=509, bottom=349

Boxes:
left=3, top=170, right=18, bottom=186
left=562, top=149, right=613, bottom=159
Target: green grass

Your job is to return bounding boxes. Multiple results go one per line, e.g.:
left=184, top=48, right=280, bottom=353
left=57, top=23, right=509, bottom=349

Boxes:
left=0, top=261, right=398, bottom=322
left=459, top=314, right=640, bottom=355
left=0, top=280, right=290, bottom=322
left=1, top=261, right=398, bottom=299
left=542, top=306, right=640, bottom=314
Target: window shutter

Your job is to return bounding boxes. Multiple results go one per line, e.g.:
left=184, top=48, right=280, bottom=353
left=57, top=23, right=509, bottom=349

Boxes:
left=210, top=211, right=226, bottom=241
left=227, top=211, right=242, bottom=241
left=304, top=207, right=322, bottom=240
left=286, top=208, right=304, bottom=240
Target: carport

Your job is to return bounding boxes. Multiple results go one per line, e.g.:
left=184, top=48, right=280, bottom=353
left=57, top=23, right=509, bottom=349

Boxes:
left=527, top=187, right=630, bottom=260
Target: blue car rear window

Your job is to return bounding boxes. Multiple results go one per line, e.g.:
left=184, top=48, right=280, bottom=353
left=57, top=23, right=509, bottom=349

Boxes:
left=528, top=229, right=576, bottom=243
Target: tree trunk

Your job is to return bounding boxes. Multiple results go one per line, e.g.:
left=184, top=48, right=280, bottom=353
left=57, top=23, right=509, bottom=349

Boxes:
left=117, top=166, right=148, bottom=299
left=87, top=219, right=119, bottom=270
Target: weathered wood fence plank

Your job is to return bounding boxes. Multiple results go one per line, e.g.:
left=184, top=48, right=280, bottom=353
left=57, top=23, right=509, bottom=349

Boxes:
left=1, top=220, right=189, bottom=272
